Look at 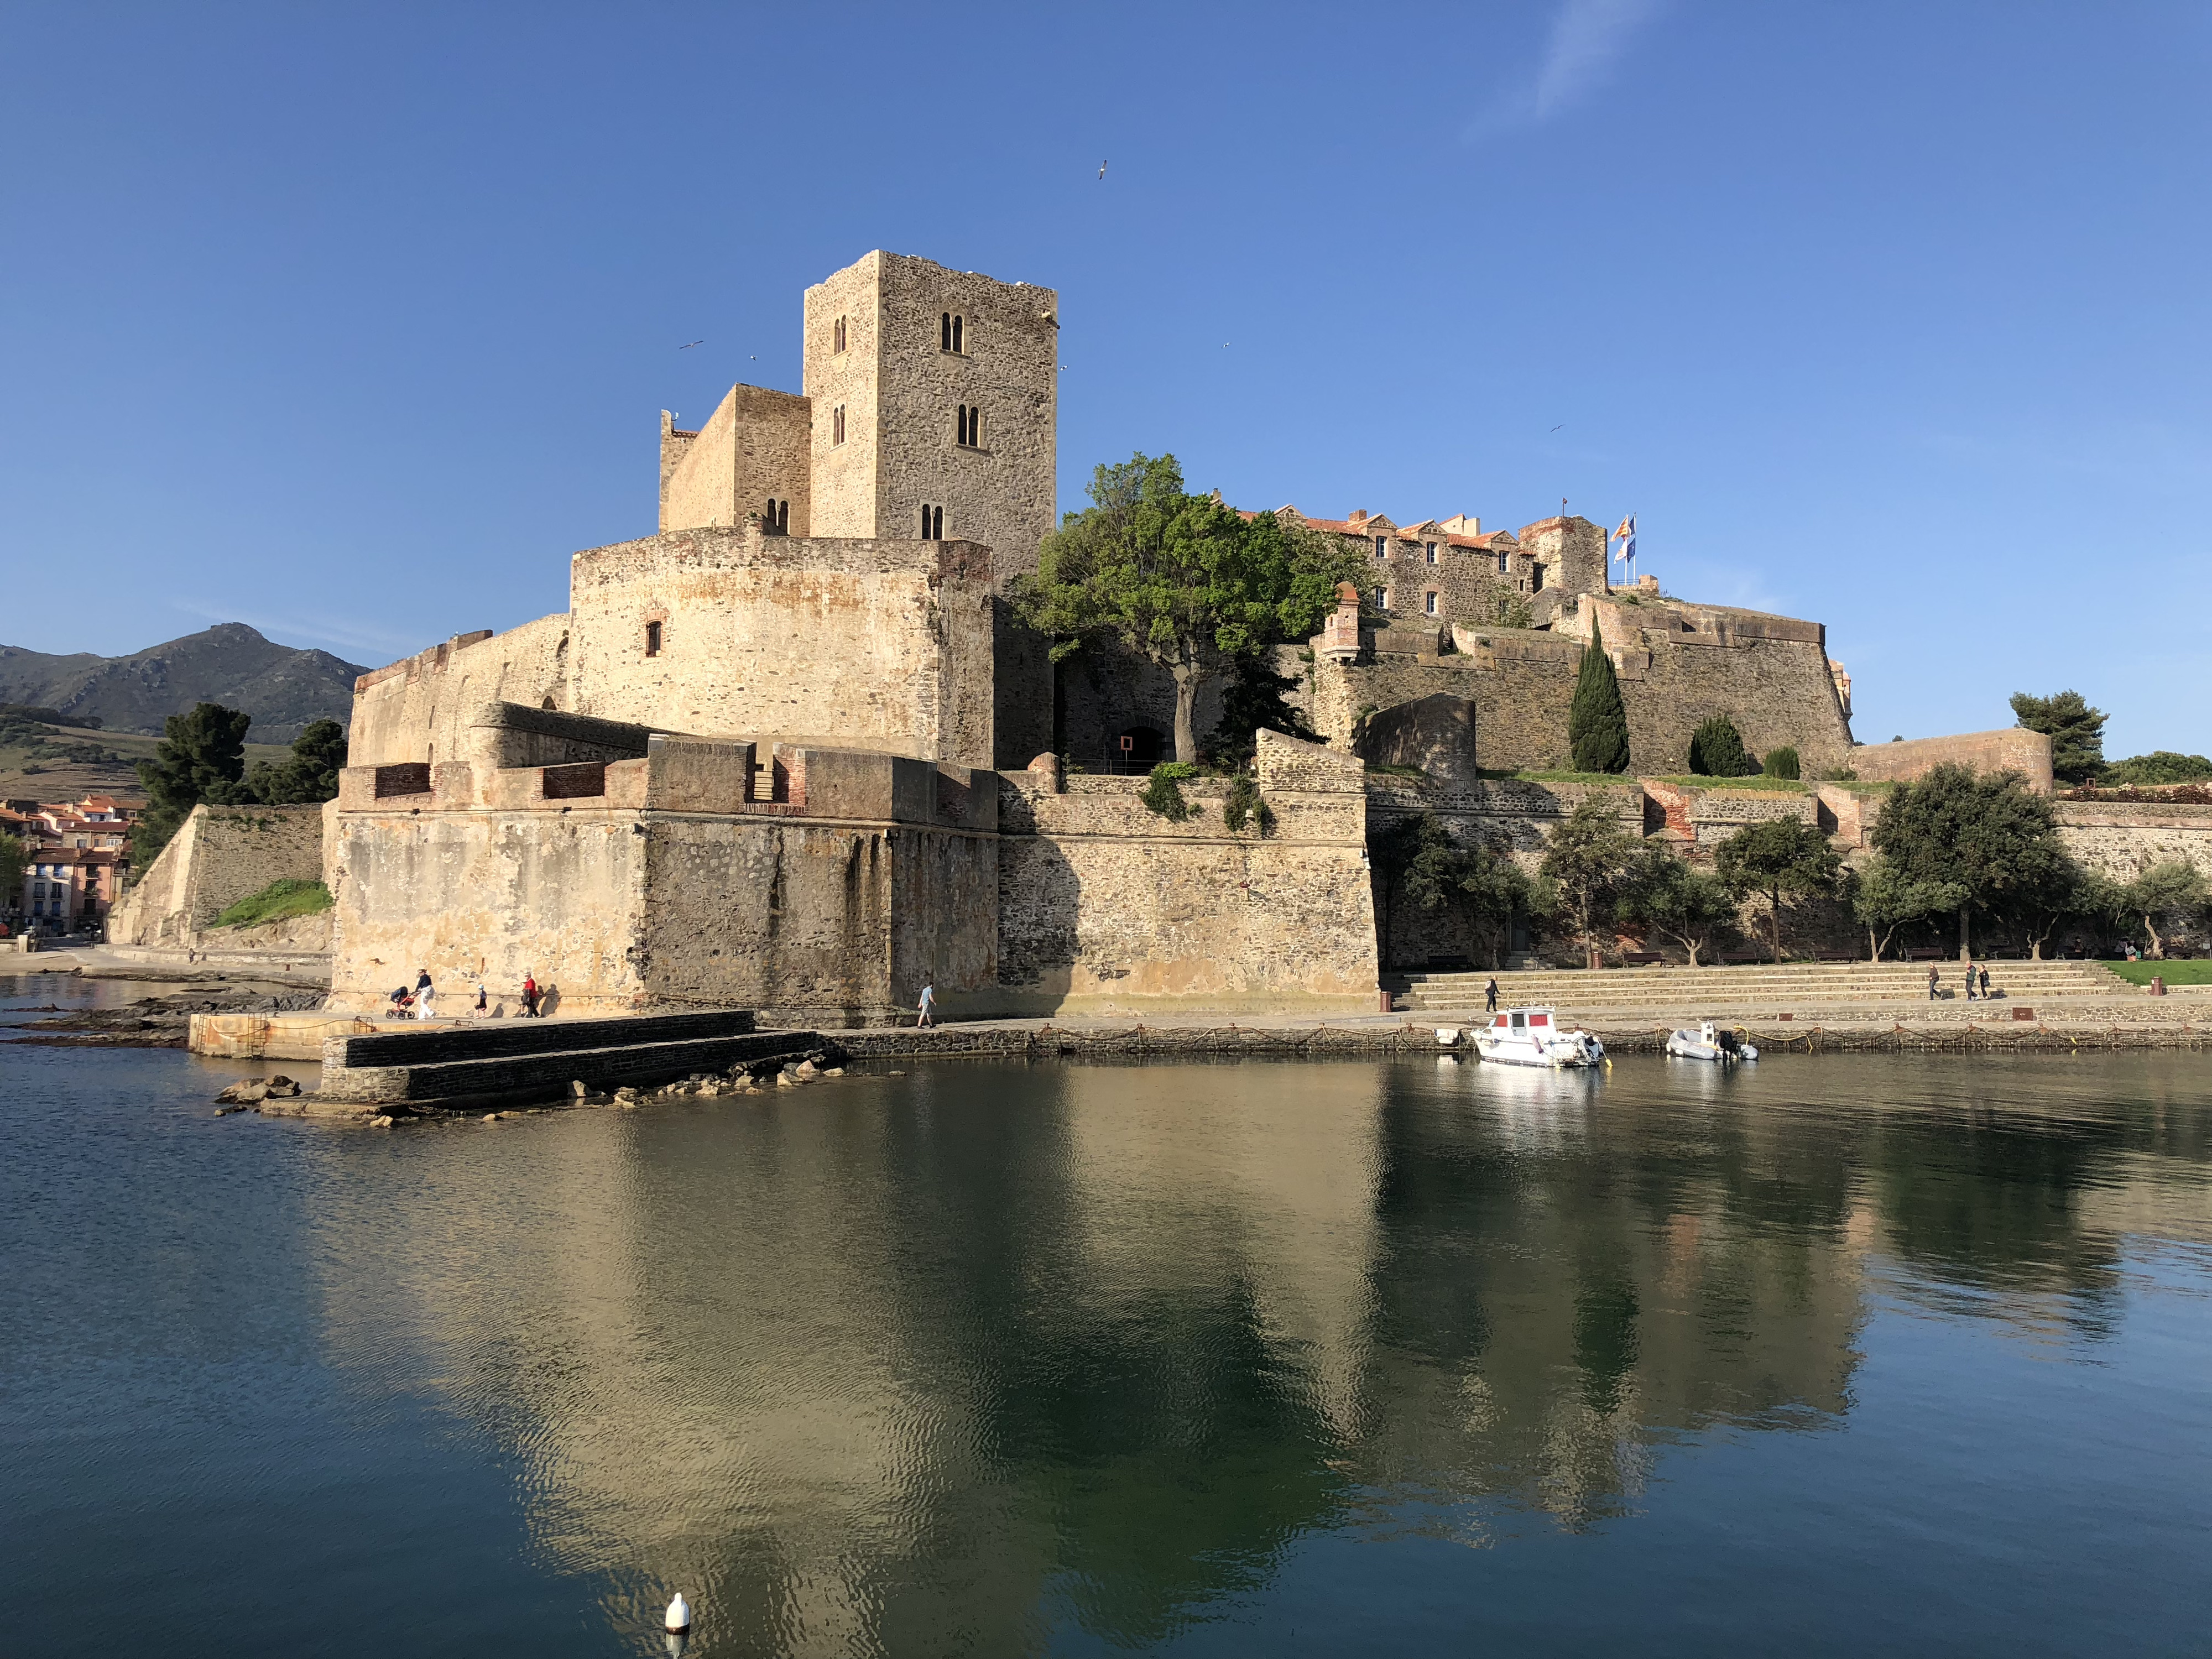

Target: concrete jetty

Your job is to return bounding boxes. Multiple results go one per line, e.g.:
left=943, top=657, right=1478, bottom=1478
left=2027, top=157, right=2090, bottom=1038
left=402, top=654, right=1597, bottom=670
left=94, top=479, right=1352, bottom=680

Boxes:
left=309, top=1010, right=817, bottom=1113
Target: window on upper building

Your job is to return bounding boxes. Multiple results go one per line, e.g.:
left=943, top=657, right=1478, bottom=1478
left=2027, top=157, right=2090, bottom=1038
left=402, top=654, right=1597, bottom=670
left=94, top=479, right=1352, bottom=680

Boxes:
left=920, top=504, right=944, bottom=540
left=1497, top=550, right=1510, bottom=575
left=1425, top=541, right=1437, bottom=564
left=1424, top=591, right=1438, bottom=615
left=1374, top=535, right=1389, bottom=559
left=644, top=621, right=662, bottom=656
left=957, top=404, right=985, bottom=447
left=1373, top=586, right=1388, bottom=611
left=833, top=404, right=846, bottom=445
left=833, top=315, right=847, bottom=353
left=1531, top=562, right=1546, bottom=593
left=940, top=312, right=966, bottom=354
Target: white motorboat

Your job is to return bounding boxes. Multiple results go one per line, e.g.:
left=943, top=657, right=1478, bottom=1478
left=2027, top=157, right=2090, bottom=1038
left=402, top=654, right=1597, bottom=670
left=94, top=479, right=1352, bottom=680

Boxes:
left=1473, top=1006, right=1606, bottom=1068
left=1665, top=1020, right=1757, bottom=1063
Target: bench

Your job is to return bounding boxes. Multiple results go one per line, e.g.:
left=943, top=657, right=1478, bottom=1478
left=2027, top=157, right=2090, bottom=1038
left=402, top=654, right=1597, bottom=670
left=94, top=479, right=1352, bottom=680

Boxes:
left=1621, top=951, right=1670, bottom=967
left=1902, top=947, right=1948, bottom=962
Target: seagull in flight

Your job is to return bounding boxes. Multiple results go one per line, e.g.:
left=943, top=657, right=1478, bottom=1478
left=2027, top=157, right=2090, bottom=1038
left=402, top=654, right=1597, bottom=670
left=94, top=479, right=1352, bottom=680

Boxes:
left=1098, top=159, right=1107, bottom=180
left=1550, top=423, right=1564, bottom=431
left=679, top=340, right=705, bottom=349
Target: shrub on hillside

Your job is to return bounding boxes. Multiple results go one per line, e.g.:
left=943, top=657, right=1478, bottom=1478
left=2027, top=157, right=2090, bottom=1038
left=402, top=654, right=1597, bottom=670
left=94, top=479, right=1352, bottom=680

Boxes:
left=1762, top=746, right=1801, bottom=780
left=1688, top=716, right=1759, bottom=777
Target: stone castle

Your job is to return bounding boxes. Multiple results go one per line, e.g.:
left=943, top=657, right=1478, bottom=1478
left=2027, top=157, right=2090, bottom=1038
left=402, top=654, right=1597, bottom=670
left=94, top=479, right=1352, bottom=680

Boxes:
left=299, top=249, right=2175, bottom=1020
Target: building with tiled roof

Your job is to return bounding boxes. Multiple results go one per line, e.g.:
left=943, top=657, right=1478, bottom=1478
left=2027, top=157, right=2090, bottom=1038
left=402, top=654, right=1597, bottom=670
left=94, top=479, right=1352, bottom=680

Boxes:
left=15, top=844, right=121, bottom=933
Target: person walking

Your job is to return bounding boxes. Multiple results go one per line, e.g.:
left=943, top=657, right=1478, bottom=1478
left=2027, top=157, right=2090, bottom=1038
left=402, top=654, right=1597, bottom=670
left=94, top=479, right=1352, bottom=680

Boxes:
left=1979, top=965, right=1991, bottom=1000
left=1964, top=958, right=1976, bottom=1001
left=1927, top=964, right=1940, bottom=1001
left=917, top=983, right=936, bottom=1029
left=521, top=973, right=541, bottom=1018
left=1485, top=978, right=1499, bottom=1014
left=415, top=980, right=437, bottom=1020
left=474, top=980, right=488, bottom=1016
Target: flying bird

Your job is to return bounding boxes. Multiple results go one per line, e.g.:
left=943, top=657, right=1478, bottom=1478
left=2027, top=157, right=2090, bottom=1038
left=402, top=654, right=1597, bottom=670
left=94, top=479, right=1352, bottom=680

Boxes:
left=1550, top=423, right=1563, bottom=431
left=679, top=340, right=705, bottom=349
left=1098, top=159, right=1107, bottom=180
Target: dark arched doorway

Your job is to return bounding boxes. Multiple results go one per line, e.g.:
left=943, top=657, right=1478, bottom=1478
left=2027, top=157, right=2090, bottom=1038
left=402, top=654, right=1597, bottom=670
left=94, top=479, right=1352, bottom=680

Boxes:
left=1113, top=725, right=1166, bottom=772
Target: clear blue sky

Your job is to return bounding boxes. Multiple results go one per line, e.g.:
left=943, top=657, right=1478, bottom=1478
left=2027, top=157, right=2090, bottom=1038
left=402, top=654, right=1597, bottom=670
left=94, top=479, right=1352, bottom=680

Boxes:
left=2, top=2, right=2205, bottom=758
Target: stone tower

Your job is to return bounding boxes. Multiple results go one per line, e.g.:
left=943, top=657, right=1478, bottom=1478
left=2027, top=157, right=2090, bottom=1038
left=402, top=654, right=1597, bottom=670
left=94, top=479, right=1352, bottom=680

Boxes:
left=802, top=251, right=1059, bottom=586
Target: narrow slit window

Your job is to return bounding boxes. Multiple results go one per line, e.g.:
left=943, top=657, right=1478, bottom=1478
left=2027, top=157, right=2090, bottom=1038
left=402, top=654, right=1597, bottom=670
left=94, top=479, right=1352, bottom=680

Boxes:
left=941, top=312, right=951, bottom=352
left=952, top=314, right=963, bottom=353
left=833, top=315, right=847, bottom=353
left=644, top=620, right=662, bottom=656
left=833, top=404, right=846, bottom=445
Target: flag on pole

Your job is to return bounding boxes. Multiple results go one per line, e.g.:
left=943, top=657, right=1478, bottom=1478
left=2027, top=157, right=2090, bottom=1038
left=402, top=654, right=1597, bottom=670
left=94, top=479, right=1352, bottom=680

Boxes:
left=1612, top=514, right=1637, bottom=566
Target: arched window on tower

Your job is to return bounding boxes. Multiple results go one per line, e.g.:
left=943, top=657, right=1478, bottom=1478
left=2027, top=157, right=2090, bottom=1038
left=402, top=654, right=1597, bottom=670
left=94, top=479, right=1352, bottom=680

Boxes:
left=832, top=315, right=847, bottom=353
left=940, top=312, right=966, bottom=354
left=919, top=503, right=944, bottom=540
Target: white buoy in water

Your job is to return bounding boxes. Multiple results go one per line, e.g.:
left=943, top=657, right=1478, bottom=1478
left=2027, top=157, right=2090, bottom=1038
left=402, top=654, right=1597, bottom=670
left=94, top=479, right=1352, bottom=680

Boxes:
left=665, top=1592, right=692, bottom=1634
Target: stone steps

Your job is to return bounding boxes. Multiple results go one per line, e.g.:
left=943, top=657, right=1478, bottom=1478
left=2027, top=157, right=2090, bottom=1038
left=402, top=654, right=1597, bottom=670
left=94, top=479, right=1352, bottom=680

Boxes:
left=1399, top=961, right=2131, bottom=1013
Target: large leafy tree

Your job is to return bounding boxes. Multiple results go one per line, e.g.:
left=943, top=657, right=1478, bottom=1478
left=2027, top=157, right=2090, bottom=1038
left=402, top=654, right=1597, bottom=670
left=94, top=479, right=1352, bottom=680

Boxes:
left=1616, top=843, right=1738, bottom=966
left=244, top=718, right=349, bottom=805
left=1540, top=798, right=1636, bottom=967
left=2010, top=690, right=2107, bottom=784
left=2103, top=751, right=2212, bottom=786
left=1568, top=618, right=1630, bottom=774
left=1381, top=811, right=1543, bottom=971
left=1869, top=763, right=2069, bottom=961
left=133, top=702, right=254, bottom=865
left=2122, top=859, right=2207, bottom=959
left=1715, top=817, right=1845, bottom=963
left=1850, top=853, right=1966, bottom=961
left=1013, top=453, right=1362, bottom=761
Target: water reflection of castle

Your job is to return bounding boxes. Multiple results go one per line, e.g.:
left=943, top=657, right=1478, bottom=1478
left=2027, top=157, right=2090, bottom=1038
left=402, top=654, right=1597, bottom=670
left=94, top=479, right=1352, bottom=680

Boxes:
left=302, top=1060, right=2175, bottom=1650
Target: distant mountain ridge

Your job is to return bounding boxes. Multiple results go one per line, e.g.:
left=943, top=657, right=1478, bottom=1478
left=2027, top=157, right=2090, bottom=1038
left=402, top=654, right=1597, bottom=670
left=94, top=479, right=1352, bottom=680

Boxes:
left=0, top=624, right=367, bottom=742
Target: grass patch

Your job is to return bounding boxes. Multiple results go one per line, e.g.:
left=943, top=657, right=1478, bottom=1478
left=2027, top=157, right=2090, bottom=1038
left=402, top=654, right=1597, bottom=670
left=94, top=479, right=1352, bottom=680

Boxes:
left=212, top=878, right=332, bottom=928
left=1508, top=770, right=1645, bottom=786
left=2104, top=959, right=2212, bottom=987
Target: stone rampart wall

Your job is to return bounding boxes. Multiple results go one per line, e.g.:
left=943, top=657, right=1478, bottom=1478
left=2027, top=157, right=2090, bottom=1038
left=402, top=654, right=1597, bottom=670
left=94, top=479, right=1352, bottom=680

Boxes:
left=567, top=524, right=998, bottom=766
left=1313, top=613, right=1853, bottom=778
left=995, top=732, right=1375, bottom=1013
left=1848, top=728, right=2055, bottom=792
left=2057, top=800, right=2212, bottom=881
left=348, top=615, right=575, bottom=769
left=111, top=804, right=328, bottom=947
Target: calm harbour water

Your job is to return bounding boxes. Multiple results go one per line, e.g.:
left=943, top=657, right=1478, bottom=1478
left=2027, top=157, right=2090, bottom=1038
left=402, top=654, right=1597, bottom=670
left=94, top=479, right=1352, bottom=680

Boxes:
left=3, top=977, right=2208, bottom=1657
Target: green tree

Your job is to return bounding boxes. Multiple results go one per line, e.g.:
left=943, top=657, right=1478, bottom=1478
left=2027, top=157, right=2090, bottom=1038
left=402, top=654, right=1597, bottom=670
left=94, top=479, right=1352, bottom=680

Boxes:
left=1761, top=745, right=1800, bottom=781
left=1376, top=811, right=1540, bottom=971
left=1869, top=763, right=2069, bottom=961
left=1208, top=653, right=1316, bottom=768
left=1013, top=455, right=1364, bottom=761
left=1850, top=853, right=1966, bottom=962
left=1616, top=843, right=1739, bottom=966
left=2102, top=751, right=2212, bottom=786
left=0, top=832, right=27, bottom=919
left=2010, top=690, right=2107, bottom=784
left=1568, top=618, right=1630, bottom=774
left=244, top=718, right=349, bottom=804
left=1715, top=817, right=1845, bottom=963
left=133, top=702, right=254, bottom=865
left=1540, top=798, right=1636, bottom=967
left=1688, top=716, right=1758, bottom=777
left=2121, top=859, right=2206, bottom=959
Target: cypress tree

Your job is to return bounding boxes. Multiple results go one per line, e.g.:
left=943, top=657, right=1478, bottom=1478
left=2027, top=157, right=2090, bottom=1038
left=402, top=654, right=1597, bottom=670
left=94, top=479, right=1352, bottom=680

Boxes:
left=1568, top=617, right=1631, bottom=774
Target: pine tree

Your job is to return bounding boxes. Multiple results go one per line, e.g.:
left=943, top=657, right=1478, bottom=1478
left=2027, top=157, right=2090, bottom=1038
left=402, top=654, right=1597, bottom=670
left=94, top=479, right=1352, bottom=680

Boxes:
left=132, top=702, right=253, bottom=865
left=1568, top=617, right=1630, bottom=774
left=2008, top=690, right=2107, bottom=784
